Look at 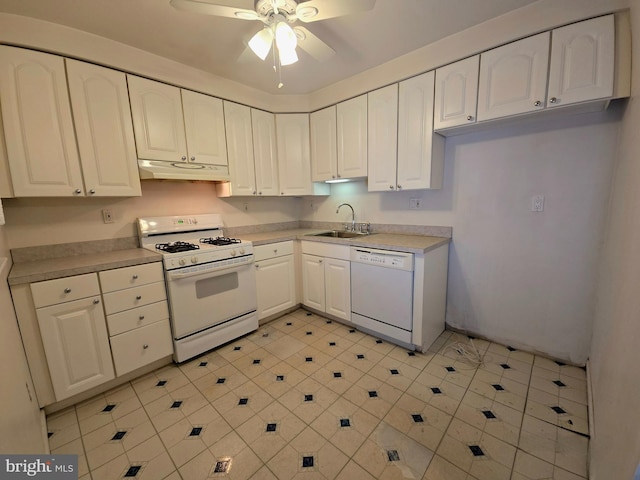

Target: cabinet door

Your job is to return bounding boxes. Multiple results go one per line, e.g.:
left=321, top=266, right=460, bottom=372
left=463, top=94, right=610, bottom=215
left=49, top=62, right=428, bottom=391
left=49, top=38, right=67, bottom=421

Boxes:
left=324, top=257, right=351, bottom=321
left=310, top=105, right=337, bottom=182
left=223, top=101, right=256, bottom=195
left=255, top=255, right=296, bottom=320
left=367, top=85, right=398, bottom=192
left=127, top=75, right=188, bottom=163
left=301, top=254, right=325, bottom=312
left=181, top=89, right=228, bottom=166
left=251, top=109, right=279, bottom=196
left=337, top=95, right=367, bottom=179
left=398, top=71, right=444, bottom=190
left=276, top=114, right=313, bottom=195
left=66, top=60, right=141, bottom=197
left=434, top=56, right=479, bottom=130
left=36, top=295, right=115, bottom=401
left=477, top=32, right=550, bottom=121
left=548, top=15, right=614, bottom=108
left=0, top=46, right=84, bottom=197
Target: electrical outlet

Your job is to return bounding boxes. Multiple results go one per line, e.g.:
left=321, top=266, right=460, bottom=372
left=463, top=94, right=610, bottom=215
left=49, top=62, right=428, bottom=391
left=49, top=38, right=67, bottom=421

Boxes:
left=409, top=198, right=421, bottom=210
left=531, top=195, right=544, bottom=212
left=102, top=209, right=114, bottom=224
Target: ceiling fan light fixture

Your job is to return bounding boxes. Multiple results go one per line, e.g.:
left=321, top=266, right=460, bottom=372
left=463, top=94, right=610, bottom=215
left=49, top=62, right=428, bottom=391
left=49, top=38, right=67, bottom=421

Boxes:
left=275, top=20, right=297, bottom=53
left=248, top=27, right=274, bottom=60
left=278, top=45, right=298, bottom=65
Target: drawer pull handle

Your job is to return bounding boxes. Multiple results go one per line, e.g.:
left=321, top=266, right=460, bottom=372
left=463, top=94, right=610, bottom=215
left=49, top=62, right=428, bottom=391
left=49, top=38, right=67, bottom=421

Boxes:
left=93, top=298, right=100, bottom=304
left=64, top=288, right=72, bottom=294
left=143, top=344, right=149, bottom=349
left=132, top=274, right=139, bottom=279
left=139, top=315, right=145, bottom=320
left=136, top=295, right=142, bottom=300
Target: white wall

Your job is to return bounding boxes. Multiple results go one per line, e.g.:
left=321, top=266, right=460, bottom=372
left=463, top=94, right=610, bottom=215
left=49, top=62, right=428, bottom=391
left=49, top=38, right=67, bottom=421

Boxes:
left=304, top=107, right=621, bottom=364
left=589, top=1, right=640, bottom=477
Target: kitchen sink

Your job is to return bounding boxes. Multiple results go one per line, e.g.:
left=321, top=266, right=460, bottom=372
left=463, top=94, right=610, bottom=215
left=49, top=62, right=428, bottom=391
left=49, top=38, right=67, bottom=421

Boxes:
left=312, top=230, right=373, bottom=238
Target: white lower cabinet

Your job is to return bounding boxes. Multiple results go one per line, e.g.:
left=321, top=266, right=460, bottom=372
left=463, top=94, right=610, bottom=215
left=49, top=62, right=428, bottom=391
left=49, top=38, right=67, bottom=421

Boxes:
left=254, top=241, right=296, bottom=320
left=32, top=273, right=115, bottom=402
left=300, top=241, right=350, bottom=321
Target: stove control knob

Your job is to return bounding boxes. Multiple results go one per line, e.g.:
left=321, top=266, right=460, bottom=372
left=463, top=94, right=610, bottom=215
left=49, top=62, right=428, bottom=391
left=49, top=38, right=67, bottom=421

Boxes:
left=239, top=248, right=245, bottom=255
left=179, top=258, right=186, bottom=266
left=230, top=249, right=237, bottom=257
left=191, top=256, right=197, bottom=264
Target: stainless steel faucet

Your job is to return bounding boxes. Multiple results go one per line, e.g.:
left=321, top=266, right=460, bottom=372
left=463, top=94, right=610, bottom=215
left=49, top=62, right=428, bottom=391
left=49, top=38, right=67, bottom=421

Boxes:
left=336, top=203, right=355, bottom=231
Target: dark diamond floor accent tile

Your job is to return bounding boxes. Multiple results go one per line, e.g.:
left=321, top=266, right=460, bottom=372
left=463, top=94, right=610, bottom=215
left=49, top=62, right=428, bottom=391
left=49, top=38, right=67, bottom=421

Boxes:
left=189, top=427, right=203, bottom=436
left=170, top=401, right=182, bottom=409
left=233, top=346, right=241, bottom=351
left=329, top=342, right=336, bottom=346
left=217, top=378, right=226, bottom=384
left=156, top=380, right=167, bottom=387
left=467, top=335, right=476, bottom=339
left=102, top=404, right=116, bottom=412
left=551, top=406, right=566, bottom=414
left=340, top=418, right=350, bottom=427
left=111, top=431, right=127, bottom=441
left=431, top=387, right=442, bottom=394
left=266, top=423, right=277, bottom=432
left=555, top=360, right=566, bottom=366
left=390, top=369, right=400, bottom=375
left=500, top=363, right=511, bottom=369
left=306, top=331, right=312, bottom=335
left=286, top=322, right=293, bottom=326
left=199, top=361, right=208, bottom=367
left=306, top=312, right=312, bottom=316
left=376, top=340, right=383, bottom=344
left=47, top=432, right=54, bottom=438
left=304, top=394, right=313, bottom=402
left=302, top=456, right=314, bottom=467
left=492, top=384, right=505, bottom=391
left=411, top=414, right=424, bottom=423
left=407, top=351, right=416, bottom=356
left=482, top=410, right=496, bottom=419
left=445, top=366, right=456, bottom=372
left=333, top=372, right=342, bottom=378
left=469, top=445, right=484, bottom=457
left=276, top=375, right=285, bottom=382
left=253, top=359, right=261, bottom=365
left=357, top=354, right=365, bottom=359
left=349, top=329, right=355, bottom=333
left=553, top=380, right=567, bottom=387
left=387, top=450, right=400, bottom=462
left=214, top=460, right=231, bottom=474
left=326, top=320, right=332, bottom=324
left=305, top=357, right=313, bottom=362
left=262, top=333, right=269, bottom=337
left=238, top=398, right=248, bottom=406
left=507, top=346, right=517, bottom=351
left=368, top=391, right=378, bottom=398
left=124, top=465, right=141, bottom=477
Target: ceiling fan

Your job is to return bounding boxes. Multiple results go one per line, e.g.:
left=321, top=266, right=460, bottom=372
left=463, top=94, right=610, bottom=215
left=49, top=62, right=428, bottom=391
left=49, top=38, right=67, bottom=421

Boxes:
left=169, top=0, right=376, bottom=71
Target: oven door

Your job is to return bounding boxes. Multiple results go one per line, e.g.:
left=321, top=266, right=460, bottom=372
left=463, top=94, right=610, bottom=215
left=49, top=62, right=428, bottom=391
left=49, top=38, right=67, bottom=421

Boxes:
left=165, top=262, right=257, bottom=340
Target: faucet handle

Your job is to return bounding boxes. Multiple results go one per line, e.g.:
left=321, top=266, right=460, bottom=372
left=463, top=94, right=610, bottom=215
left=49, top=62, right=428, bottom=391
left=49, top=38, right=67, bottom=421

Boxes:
left=358, top=222, right=371, bottom=234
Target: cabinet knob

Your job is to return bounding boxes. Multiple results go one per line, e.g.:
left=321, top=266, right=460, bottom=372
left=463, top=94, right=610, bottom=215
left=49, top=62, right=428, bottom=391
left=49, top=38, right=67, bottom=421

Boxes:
left=64, top=288, right=71, bottom=294
left=93, top=298, right=100, bottom=304
left=258, top=191, right=262, bottom=195
left=281, top=192, right=284, bottom=195
left=274, top=249, right=278, bottom=254
left=397, top=185, right=402, bottom=189
left=255, top=264, right=260, bottom=269
left=181, top=156, right=187, bottom=161
left=139, top=315, right=145, bottom=320
left=318, top=259, right=323, bottom=264
left=74, top=189, right=82, bottom=195
left=190, top=156, right=196, bottom=161
left=132, top=274, right=138, bottom=280
left=389, top=185, right=394, bottom=190
left=332, top=175, right=336, bottom=179
left=337, top=174, right=341, bottom=178
left=466, top=115, right=473, bottom=121
left=549, top=97, right=558, bottom=104
left=534, top=100, right=542, bottom=107
left=253, top=191, right=256, bottom=195
left=89, top=189, right=96, bottom=194
left=136, top=295, right=142, bottom=300
left=143, top=344, right=149, bottom=349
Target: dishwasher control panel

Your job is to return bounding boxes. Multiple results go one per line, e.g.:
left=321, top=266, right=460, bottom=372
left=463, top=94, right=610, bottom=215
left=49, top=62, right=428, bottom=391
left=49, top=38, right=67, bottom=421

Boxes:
left=350, top=247, right=414, bottom=271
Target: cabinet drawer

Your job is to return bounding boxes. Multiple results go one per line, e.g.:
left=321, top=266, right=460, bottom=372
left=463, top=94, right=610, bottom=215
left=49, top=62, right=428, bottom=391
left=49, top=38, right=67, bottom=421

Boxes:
left=110, top=318, right=173, bottom=376
left=254, top=241, right=294, bottom=261
left=31, top=273, right=100, bottom=308
left=107, top=300, right=169, bottom=336
left=99, top=262, right=164, bottom=293
left=102, top=281, right=167, bottom=315
left=300, top=241, right=350, bottom=260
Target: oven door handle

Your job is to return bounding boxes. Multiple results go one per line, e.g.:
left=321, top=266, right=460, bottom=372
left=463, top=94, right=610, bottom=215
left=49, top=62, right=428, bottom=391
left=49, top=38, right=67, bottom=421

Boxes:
left=167, top=262, right=251, bottom=281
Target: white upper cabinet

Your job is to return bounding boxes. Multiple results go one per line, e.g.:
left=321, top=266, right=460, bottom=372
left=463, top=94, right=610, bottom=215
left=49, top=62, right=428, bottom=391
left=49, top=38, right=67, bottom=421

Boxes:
left=66, top=60, right=141, bottom=197
left=0, top=46, right=84, bottom=197
left=181, top=89, right=228, bottom=166
left=547, top=15, right=614, bottom=108
left=221, top=101, right=256, bottom=196
left=251, top=109, right=279, bottom=196
left=127, top=75, right=188, bottom=163
left=367, top=84, right=398, bottom=192
left=310, top=105, right=338, bottom=182
left=477, top=32, right=550, bottom=121
left=397, top=71, right=444, bottom=190
left=434, top=56, right=479, bottom=131
left=336, top=95, right=367, bottom=179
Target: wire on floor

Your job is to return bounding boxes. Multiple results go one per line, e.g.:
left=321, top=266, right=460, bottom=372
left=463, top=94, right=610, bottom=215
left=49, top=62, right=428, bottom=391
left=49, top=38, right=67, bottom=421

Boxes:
left=444, top=337, right=485, bottom=368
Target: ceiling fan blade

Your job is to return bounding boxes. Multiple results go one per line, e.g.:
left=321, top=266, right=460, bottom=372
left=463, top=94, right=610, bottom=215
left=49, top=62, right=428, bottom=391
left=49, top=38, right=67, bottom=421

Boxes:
left=295, top=0, right=376, bottom=23
left=169, top=0, right=259, bottom=20
left=294, top=26, right=335, bottom=62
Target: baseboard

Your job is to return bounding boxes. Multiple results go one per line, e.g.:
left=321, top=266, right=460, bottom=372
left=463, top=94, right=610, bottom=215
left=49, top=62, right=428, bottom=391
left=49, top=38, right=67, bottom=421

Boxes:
left=586, top=358, right=595, bottom=479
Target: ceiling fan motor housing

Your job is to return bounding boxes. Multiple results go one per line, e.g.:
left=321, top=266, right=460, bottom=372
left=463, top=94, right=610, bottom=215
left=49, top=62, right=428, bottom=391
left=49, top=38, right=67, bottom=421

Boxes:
left=255, top=0, right=299, bottom=23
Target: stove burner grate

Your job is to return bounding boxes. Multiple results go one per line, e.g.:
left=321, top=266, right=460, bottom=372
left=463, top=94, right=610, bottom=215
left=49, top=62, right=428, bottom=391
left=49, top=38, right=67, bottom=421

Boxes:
left=200, top=236, right=241, bottom=246
left=155, top=241, right=200, bottom=253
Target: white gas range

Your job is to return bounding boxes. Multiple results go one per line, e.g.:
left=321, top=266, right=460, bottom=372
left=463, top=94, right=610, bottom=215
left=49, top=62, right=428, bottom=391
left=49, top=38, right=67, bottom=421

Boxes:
left=138, top=214, right=257, bottom=362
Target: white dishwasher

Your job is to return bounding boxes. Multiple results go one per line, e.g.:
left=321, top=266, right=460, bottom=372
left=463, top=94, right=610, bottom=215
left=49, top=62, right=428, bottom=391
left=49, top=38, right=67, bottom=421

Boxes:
left=350, top=246, right=415, bottom=348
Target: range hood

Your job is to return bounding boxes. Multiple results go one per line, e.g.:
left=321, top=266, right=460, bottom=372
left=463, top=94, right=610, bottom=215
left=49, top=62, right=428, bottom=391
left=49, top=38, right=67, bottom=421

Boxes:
left=138, top=159, right=230, bottom=182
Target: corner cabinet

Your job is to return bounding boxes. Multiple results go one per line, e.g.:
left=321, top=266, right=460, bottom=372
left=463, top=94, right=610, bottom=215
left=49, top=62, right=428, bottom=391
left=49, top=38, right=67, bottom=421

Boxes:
left=254, top=241, right=296, bottom=321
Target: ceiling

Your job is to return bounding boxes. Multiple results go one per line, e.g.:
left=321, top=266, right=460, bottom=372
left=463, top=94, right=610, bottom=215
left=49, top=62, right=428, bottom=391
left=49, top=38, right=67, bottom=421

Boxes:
left=0, top=0, right=540, bottom=95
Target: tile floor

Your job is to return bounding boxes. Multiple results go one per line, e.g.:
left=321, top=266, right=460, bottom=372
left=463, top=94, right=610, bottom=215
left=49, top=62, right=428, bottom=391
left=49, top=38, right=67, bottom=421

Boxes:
left=46, top=309, right=590, bottom=480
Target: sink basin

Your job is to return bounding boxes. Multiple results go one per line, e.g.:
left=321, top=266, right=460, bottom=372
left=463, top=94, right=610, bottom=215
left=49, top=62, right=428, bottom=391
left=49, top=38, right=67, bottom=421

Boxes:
left=312, top=230, right=372, bottom=238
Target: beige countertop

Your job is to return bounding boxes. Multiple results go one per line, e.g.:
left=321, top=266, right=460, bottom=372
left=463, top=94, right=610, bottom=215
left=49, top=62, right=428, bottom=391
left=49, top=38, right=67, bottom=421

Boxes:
left=8, top=248, right=163, bottom=286
left=242, top=229, right=451, bottom=254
